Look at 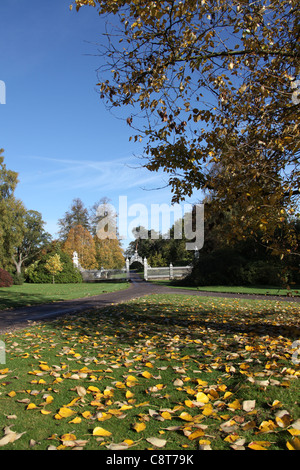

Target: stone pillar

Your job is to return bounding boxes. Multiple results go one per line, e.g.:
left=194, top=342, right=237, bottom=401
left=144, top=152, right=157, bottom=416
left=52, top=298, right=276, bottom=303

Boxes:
left=144, top=257, right=148, bottom=281
left=169, top=263, right=173, bottom=280
left=72, top=251, right=79, bottom=268
left=126, top=258, right=130, bottom=280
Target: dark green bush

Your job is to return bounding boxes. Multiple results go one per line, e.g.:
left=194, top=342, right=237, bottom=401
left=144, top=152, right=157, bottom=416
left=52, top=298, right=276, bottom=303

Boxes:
left=185, top=248, right=297, bottom=288
left=11, top=273, right=24, bottom=285
left=25, top=250, right=82, bottom=284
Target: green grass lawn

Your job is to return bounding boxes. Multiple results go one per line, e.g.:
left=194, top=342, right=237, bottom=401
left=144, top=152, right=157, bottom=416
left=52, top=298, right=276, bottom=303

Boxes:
left=0, top=294, right=299, bottom=450
left=150, top=281, right=300, bottom=297
left=0, top=282, right=130, bottom=310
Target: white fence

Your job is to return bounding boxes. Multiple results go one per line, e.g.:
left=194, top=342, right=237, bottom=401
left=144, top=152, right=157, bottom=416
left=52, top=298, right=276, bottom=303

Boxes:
left=81, top=268, right=128, bottom=282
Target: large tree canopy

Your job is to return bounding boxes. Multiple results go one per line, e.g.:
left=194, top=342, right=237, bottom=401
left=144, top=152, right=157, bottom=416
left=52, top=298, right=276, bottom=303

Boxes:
left=0, top=151, right=51, bottom=272
left=72, top=0, right=299, bottom=256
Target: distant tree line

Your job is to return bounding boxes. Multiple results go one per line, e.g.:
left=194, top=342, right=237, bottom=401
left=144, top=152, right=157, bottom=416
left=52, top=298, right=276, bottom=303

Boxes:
left=0, top=153, right=125, bottom=285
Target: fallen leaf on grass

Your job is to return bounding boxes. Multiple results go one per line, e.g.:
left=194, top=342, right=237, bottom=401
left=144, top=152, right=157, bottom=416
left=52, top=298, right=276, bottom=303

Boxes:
left=188, top=429, right=205, bottom=440
left=286, top=437, right=300, bottom=450
left=248, top=441, right=273, bottom=450
left=55, top=407, right=76, bottom=419
left=93, top=426, right=112, bottom=437
left=133, top=422, right=146, bottom=433
left=106, top=442, right=130, bottom=450
left=242, top=400, right=256, bottom=412
left=0, top=427, right=26, bottom=447
left=146, top=437, right=167, bottom=448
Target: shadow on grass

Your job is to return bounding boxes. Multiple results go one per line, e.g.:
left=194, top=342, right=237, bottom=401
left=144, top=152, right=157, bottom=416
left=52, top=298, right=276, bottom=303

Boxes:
left=49, top=297, right=300, bottom=343
left=0, top=291, right=64, bottom=310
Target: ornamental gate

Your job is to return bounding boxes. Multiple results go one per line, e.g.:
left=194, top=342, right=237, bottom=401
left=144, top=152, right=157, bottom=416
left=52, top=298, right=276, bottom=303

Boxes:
left=73, top=250, right=191, bottom=282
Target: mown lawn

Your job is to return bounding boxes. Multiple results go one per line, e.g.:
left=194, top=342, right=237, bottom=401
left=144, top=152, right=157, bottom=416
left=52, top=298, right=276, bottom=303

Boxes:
left=0, top=294, right=299, bottom=450
left=0, top=282, right=130, bottom=310
left=150, top=281, right=300, bottom=297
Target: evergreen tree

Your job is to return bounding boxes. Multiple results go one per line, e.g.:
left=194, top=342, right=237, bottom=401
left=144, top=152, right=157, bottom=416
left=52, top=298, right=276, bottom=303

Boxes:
left=58, top=198, right=90, bottom=241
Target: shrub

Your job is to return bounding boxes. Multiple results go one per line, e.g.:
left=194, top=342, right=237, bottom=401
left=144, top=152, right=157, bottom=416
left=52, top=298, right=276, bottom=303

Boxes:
left=0, top=268, right=14, bottom=287
left=11, top=273, right=24, bottom=285
left=25, top=250, right=82, bottom=284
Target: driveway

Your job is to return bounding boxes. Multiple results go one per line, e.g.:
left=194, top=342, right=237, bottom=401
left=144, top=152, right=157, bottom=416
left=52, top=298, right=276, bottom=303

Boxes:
left=0, top=273, right=298, bottom=334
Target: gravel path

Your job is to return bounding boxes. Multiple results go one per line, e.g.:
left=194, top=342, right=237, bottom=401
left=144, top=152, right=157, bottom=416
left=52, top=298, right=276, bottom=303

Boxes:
left=0, top=273, right=298, bottom=334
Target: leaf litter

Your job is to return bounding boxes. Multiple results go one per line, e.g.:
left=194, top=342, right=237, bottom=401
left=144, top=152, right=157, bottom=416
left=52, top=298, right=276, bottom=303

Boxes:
left=0, top=294, right=299, bottom=450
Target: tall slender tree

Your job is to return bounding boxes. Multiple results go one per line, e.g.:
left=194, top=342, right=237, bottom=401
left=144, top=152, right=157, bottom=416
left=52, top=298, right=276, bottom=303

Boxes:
left=58, top=198, right=90, bottom=241
left=62, top=224, right=97, bottom=269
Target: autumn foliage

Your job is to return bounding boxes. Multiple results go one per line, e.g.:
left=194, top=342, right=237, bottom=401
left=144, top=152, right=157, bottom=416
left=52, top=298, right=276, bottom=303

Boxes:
left=63, top=224, right=97, bottom=270
left=72, top=0, right=300, bottom=256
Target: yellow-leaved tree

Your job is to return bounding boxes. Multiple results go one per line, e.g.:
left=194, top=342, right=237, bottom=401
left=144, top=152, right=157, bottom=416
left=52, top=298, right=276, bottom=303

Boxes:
left=94, top=237, right=125, bottom=269
left=63, top=224, right=97, bottom=269
left=45, top=254, right=63, bottom=284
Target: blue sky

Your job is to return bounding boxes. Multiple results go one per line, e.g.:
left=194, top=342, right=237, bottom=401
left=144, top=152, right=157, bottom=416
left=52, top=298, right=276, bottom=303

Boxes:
left=0, top=0, right=203, bottom=250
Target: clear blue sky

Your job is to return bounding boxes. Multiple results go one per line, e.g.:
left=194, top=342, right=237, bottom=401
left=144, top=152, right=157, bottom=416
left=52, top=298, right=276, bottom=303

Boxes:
left=0, top=0, right=203, bottom=250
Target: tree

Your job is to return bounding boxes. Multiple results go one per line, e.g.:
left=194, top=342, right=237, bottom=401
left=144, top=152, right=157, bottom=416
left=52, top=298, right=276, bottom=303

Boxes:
left=1, top=152, right=52, bottom=273
left=72, top=0, right=300, bottom=256
left=0, top=152, right=27, bottom=270
left=63, top=224, right=97, bottom=269
left=45, top=254, right=63, bottom=284
left=12, top=210, right=52, bottom=275
left=58, top=198, right=90, bottom=241
left=25, top=247, right=82, bottom=284
left=94, top=236, right=125, bottom=269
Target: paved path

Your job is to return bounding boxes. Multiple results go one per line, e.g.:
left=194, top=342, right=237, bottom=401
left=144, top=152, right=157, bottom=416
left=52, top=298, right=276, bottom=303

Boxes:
left=0, top=273, right=298, bottom=334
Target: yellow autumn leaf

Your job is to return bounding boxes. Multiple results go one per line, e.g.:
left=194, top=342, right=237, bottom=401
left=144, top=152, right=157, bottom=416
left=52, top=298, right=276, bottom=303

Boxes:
left=184, top=399, right=194, bottom=408
left=57, top=407, right=76, bottom=418
left=288, top=429, right=300, bottom=436
left=119, top=404, right=132, bottom=411
left=93, top=426, right=112, bottom=437
left=248, top=442, right=268, bottom=450
left=126, top=375, right=138, bottom=382
left=61, top=433, right=77, bottom=441
left=69, top=417, right=82, bottom=424
left=188, top=429, right=205, bottom=440
left=115, top=381, right=126, bottom=389
left=196, top=392, right=209, bottom=403
left=123, top=439, right=134, bottom=446
left=286, top=437, right=300, bottom=450
left=26, top=403, right=37, bottom=410
left=82, top=411, right=92, bottom=419
left=228, top=399, right=241, bottom=410
left=97, top=412, right=112, bottom=421
left=141, top=371, right=152, bottom=379
left=196, top=379, right=208, bottom=387
left=179, top=412, right=194, bottom=421
left=258, top=420, right=277, bottom=433
left=133, top=422, right=146, bottom=433
left=41, top=409, right=51, bottom=415
left=224, top=434, right=240, bottom=443
left=202, top=404, right=214, bottom=416
left=65, top=397, right=80, bottom=407
left=126, top=390, right=134, bottom=399
left=8, top=391, right=16, bottom=397
left=161, top=411, right=172, bottom=420
left=145, top=362, right=154, bottom=368
left=87, top=386, right=100, bottom=393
